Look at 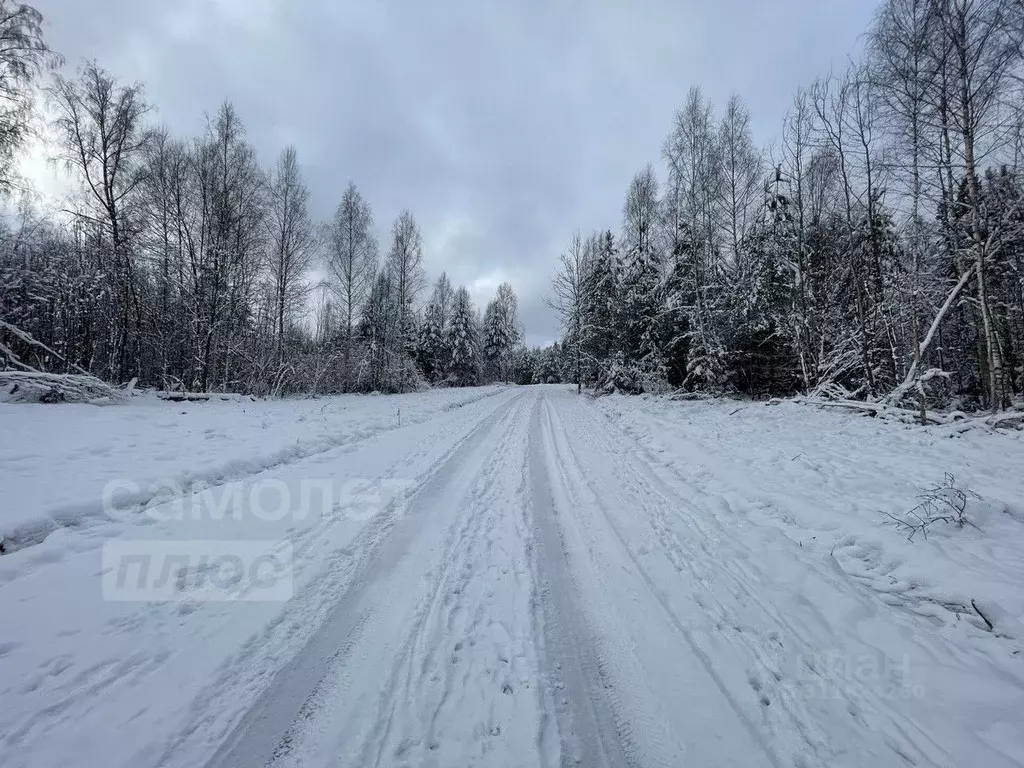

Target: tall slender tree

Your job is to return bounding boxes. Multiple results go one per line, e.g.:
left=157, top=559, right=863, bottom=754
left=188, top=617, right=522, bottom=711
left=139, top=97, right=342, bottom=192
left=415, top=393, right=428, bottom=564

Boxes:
left=326, top=181, right=377, bottom=389
left=0, top=0, right=57, bottom=195
left=446, top=286, right=479, bottom=386
left=266, top=146, right=317, bottom=381
left=50, top=62, right=150, bottom=381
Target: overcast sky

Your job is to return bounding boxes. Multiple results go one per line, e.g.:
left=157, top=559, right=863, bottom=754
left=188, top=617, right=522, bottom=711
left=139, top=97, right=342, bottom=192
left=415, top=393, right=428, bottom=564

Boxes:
left=27, top=0, right=877, bottom=346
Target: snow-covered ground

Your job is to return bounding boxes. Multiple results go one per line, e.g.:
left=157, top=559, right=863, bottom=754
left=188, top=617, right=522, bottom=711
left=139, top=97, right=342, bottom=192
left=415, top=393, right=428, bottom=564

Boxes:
left=1, top=385, right=1022, bottom=768
left=0, top=386, right=505, bottom=551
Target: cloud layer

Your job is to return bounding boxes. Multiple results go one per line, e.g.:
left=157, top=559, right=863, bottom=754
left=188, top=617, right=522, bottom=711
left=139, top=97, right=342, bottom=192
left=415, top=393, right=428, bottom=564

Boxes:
left=32, top=0, right=875, bottom=344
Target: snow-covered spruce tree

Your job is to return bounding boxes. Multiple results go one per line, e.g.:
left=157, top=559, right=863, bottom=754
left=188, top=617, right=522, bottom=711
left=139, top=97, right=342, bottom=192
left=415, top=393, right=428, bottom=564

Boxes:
left=355, top=269, right=420, bottom=394
left=616, top=165, right=666, bottom=391
left=482, top=282, right=521, bottom=383
left=481, top=301, right=502, bottom=383
left=356, top=271, right=396, bottom=392
left=415, top=300, right=446, bottom=383
left=412, top=273, right=456, bottom=383
left=730, top=199, right=802, bottom=398
left=498, top=281, right=522, bottom=378
left=429, top=272, right=455, bottom=333
left=512, top=346, right=536, bottom=385
left=580, top=231, right=618, bottom=385
left=445, top=286, right=480, bottom=387
left=660, top=232, right=692, bottom=389
left=532, top=344, right=561, bottom=384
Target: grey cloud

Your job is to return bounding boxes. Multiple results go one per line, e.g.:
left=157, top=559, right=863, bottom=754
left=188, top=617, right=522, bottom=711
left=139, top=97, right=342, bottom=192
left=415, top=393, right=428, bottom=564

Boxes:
left=36, top=0, right=876, bottom=346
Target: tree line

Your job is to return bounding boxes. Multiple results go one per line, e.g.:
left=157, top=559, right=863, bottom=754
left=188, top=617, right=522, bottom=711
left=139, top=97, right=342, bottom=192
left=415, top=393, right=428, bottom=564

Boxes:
left=0, top=1, right=525, bottom=395
left=552, top=0, right=1024, bottom=413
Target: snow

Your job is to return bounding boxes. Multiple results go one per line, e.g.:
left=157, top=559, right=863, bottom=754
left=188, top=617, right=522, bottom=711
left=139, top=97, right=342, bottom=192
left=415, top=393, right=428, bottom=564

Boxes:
left=594, top=394, right=1024, bottom=766
left=0, top=386, right=506, bottom=550
left=1, top=385, right=1022, bottom=768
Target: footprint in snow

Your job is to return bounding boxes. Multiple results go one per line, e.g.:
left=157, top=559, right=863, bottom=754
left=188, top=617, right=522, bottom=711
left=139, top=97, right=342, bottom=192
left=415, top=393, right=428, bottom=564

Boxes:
left=0, top=641, right=21, bottom=658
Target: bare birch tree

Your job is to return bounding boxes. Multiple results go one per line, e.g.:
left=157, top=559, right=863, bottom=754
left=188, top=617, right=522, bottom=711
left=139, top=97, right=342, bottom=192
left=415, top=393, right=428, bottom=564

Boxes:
left=386, top=209, right=425, bottom=390
left=548, top=230, right=587, bottom=393
left=326, top=181, right=377, bottom=389
left=266, top=146, right=317, bottom=381
left=0, top=0, right=58, bottom=195
left=49, top=62, right=150, bottom=381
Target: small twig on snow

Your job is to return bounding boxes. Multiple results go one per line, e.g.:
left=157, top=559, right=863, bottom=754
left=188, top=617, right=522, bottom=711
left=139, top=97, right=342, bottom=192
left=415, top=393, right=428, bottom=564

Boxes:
left=971, top=599, right=994, bottom=631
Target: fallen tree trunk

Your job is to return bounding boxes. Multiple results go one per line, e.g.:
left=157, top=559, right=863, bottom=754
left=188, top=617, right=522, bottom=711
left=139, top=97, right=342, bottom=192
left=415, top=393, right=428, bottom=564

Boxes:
left=883, top=268, right=974, bottom=408
left=0, top=371, right=125, bottom=405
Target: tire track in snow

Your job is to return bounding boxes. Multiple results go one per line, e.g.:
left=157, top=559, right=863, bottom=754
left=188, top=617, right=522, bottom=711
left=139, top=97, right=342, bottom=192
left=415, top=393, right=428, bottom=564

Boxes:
left=201, top=389, right=546, bottom=768
left=1, top=388, right=512, bottom=558
left=159, top=390, right=523, bottom=768
left=566, top=394, right=959, bottom=768
left=534, top=390, right=776, bottom=768
left=526, top=393, right=632, bottom=768
left=354, top=390, right=541, bottom=768
left=605, top=405, right=961, bottom=766
left=7, top=391, right=527, bottom=766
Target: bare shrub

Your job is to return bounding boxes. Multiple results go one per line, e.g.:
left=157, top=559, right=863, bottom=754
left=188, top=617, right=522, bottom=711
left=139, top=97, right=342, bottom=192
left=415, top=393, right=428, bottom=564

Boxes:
left=884, top=473, right=980, bottom=541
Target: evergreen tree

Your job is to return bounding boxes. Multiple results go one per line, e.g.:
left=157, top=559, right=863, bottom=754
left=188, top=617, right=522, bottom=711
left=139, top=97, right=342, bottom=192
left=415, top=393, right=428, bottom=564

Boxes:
left=482, top=282, right=520, bottom=382
left=661, top=236, right=692, bottom=388
left=580, top=231, right=618, bottom=384
left=618, top=166, right=666, bottom=387
left=416, top=301, right=446, bottom=383
left=512, top=346, right=536, bottom=385
left=532, top=344, right=561, bottom=384
left=446, top=286, right=479, bottom=387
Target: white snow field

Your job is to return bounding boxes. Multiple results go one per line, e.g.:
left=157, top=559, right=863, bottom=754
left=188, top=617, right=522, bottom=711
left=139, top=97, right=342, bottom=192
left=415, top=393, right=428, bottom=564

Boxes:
left=1, top=385, right=1023, bottom=768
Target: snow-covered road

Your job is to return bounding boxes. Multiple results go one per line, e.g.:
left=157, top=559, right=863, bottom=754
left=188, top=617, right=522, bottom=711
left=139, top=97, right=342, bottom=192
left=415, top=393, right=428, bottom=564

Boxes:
left=2, top=386, right=1023, bottom=768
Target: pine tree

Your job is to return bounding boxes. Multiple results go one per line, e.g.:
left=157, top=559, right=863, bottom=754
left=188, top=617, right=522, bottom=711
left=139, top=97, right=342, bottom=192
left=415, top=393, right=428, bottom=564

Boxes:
left=482, top=282, right=520, bottom=382
left=512, top=346, right=536, bottom=385
left=416, top=301, right=446, bottom=382
left=661, top=234, right=692, bottom=388
left=482, top=300, right=503, bottom=382
left=618, top=166, right=666, bottom=387
left=532, top=344, right=561, bottom=384
left=580, top=231, right=618, bottom=384
left=446, top=286, right=479, bottom=387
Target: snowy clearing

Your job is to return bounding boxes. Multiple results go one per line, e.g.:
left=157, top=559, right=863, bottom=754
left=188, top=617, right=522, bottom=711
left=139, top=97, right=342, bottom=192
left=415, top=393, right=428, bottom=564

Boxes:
left=1, top=385, right=1022, bottom=768
left=0, top=385, right=506, bottom=552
